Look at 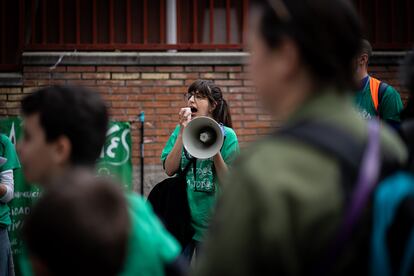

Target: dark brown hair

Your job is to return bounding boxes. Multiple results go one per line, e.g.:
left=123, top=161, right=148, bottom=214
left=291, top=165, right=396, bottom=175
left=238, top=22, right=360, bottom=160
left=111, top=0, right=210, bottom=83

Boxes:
left=188, top=79, right=233, bottom=128
left=253, top=0, right=362, bottom=91
left=22, top=174, right=130, bottom=276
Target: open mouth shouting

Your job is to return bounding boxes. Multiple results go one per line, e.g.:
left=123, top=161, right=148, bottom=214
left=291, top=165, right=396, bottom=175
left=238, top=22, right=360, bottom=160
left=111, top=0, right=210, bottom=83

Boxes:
left=190, top=106, right=198, bottom=116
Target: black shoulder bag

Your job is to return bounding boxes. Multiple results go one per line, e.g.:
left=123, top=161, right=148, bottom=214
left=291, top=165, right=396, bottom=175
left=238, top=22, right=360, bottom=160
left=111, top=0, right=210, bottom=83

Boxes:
left=147, top=157, right=196, bottom=248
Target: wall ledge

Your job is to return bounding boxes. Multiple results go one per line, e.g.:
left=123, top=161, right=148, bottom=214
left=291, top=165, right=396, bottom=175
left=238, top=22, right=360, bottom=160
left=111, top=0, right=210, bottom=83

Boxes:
left=22, top=51, right=250, bottom=66
left=0, top=73, right=23, bottom=87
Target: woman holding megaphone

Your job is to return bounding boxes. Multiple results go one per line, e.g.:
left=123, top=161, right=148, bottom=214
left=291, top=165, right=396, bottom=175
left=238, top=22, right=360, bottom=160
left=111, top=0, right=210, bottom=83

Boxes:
left=161, top=79, right=239, bottom=262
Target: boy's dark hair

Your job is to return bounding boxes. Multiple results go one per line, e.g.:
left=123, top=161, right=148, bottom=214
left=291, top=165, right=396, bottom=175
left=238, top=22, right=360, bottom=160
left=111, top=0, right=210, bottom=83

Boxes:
left=187, top=80, right=233, bottom=128
left=22, top=174, right=130, bottom=276
left=360, top=39, right=373, bottom=59
left=21, top=85, right=108, bottom=166
left=253, top=0, right=362, bottom=91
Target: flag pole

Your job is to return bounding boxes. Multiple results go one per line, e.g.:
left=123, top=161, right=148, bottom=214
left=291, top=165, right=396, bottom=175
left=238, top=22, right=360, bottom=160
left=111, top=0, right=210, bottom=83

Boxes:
left=139, top=112, right=145, bottom=195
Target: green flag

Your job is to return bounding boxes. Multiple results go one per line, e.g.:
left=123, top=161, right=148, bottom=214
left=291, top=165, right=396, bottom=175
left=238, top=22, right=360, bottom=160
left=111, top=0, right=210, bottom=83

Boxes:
left=0, top=117, right=133, bottom=272
left=97, top=121, right=133, bottom=191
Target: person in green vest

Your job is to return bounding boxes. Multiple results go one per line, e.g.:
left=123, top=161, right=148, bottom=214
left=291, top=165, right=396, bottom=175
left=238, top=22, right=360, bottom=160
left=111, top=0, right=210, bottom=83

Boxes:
left=354, top=39, right=403, bottom=127
left=194, top=0, right=407, bottom=275
left=0, top=133, right=21, bottom=276
left=162, top=80, right=239, bottom=262
left=17, top=85, right=181, bottom=276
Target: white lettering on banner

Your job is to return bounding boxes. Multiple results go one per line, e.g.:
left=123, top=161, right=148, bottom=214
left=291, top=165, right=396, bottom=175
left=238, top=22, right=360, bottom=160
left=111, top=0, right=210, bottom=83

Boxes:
left=100, top=125, right=131, bottom=166
left=9, top=220, right=22, bottom=232
left=11, top=207, right=31, bottom=216
left=13, top=191, right=40, bottom=199
left=107, top=137, right=120, bottom=158
left=8, top=122, right=17, bottom=146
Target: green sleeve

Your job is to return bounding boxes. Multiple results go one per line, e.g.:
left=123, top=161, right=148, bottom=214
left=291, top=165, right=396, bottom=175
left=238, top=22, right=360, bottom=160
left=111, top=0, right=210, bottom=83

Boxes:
left=195, top=166, right=300, bottom=276
left=379, top=86, right=403, bottom=123
left=160, top=125, right=181, bottom=166
left=0, top=134, right=21, bottom=172
left=221, top=127, right=240, bottom=165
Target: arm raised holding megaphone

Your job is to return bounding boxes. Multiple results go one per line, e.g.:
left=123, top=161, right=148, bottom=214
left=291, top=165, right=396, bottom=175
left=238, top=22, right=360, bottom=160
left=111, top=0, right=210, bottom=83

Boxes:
left=164, top=107, right=192, bottom=176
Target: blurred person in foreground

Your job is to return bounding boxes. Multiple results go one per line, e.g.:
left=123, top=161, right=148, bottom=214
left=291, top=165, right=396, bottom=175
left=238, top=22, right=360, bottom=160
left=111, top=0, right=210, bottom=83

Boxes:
left=17, top=86, right=182, bottom=276
left=194, top=0, right=407, bottom=275
left=22, top=175, right=129, bottom=276
left=370, top=50, right=414, bottom=276
left=354, top=39, right=403, bottom=126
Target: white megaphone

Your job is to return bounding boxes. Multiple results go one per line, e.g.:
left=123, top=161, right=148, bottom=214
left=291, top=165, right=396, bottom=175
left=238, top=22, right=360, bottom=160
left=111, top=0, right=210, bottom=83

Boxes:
left=183, top=116, right=224, bottom=159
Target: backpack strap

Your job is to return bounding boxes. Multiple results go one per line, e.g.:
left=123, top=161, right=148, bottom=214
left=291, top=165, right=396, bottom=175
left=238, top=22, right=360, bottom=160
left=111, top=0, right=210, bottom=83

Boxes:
left=278, top=121, right=364, bottom=197
left=378, top=81, right=389, bottom=117
left=278, top=120, right=382, bottom=274
left=370, top=77, right=381, bottom=113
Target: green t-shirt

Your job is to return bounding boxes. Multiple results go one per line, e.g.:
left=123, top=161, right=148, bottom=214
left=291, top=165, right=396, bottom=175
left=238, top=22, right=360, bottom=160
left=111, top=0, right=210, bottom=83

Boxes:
left=0, top=134, right=21, bottom=227
left=354, top=76, right=403, bottom=122
left=19, top=193, right=180, bottom=276
left=161, top=125, right=239, bottom=241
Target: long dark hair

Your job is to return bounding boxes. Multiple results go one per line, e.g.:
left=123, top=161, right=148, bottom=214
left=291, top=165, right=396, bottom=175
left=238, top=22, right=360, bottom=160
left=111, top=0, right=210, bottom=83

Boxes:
left=187, top=80, right=233, bottom=128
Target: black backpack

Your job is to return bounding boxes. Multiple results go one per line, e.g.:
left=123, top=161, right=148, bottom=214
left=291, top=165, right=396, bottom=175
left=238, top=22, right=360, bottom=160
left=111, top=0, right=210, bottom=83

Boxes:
left=277, top=120, right=401, bottom=275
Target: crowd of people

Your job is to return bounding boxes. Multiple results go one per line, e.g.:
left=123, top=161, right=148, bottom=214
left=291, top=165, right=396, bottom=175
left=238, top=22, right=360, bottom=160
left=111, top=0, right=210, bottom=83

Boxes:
left=1, top=0, right=414, bottom=275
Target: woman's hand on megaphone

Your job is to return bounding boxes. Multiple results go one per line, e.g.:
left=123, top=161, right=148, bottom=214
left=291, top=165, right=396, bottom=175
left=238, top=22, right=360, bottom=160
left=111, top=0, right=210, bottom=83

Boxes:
left=179, top=107, right=192, bottom=131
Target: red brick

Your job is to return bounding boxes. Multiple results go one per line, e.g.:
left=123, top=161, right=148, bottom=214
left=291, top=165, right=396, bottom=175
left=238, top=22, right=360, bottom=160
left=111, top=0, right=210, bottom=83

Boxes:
left=171, top=73, right=199, bottom=79
left=232, top=114, right=257, bottom=121
left=82, top=73, right=110, bottom=79
left=128, top=95, right=154, bottom=101
left=52, top=73, right=81, bottom=79
left=112, top=87, right=140, bottom=94
left=7, top=94, right=25, bottom=101
left=156, top=66, right=184, bottom=72
left=143, top=101, right=169, bottom=108
left=0, top=87, right=22, bottom=94
left=215, top=66, right=242, bottom=72
left=229, top=87, right=254, bottom=93
left=215, top=80, right=243, bottom=86
left=229, top=72, right=249, bottom=79
left=142, top=87, right=168, bottom=94
left=185, top=66, right=213, bottom=72
left=23, top=80, right=37, bottom=86
left=112, top=101, right=140, bottom=108
left=156, top=94, right=183, bottom=101
left=126, top=80, right=154, bottom=86
left=103, top=95, right=128, bottom=101
left=67, top=66, right=96, bottom=72
left=112, top=73, right=141, bottom=80
left=170, top=87, right=187, bottom=94
left=67, top=80, right=96, bottom=86
left=243, top=108, right=260, bottom=114
left=36, top=80, right=67, bottom=86
left=126, top=66, right=155, bottom=72
left=154, top=80, right=183, bottom=86
left=97, top=66, right=125, bottom=72
left=155, top=108, right=178, bottom=114
left=97, top=80, right=126, bottom=86
left=199, top=73, right=228, bottom=79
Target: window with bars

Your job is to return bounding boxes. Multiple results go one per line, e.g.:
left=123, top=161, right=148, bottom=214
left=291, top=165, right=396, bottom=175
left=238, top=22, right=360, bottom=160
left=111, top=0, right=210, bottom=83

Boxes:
left=0, top=0, right=413, bottom=72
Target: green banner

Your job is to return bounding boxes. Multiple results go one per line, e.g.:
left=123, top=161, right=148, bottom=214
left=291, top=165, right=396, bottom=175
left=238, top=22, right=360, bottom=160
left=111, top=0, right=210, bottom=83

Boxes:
left=97, top=121, right=133, bottom=191
left=0, top=117, right=133, bottom=270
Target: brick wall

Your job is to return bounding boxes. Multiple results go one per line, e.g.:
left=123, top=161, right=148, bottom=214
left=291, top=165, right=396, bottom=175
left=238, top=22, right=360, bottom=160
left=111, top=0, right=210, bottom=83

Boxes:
left=0, top=53, right=409, bottom=193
